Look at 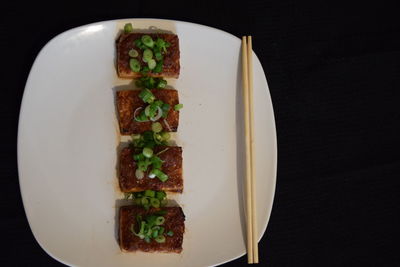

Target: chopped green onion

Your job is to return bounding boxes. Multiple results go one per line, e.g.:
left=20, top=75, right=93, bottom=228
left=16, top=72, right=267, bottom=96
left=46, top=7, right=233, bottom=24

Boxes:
left=159, top=226, right=165, bottom=235
left=145, top=104, right=158, bottom=118
left=129, top=58, right=141, bottom=72
left=155, top=235, right=166, bottom=243
left=156, top=191, right=166, bottom=200
left=153, top=100, right=163, bottom=107
left=166, top=230, right=174, bottom=236
left=141, top=197, right=149, bottom=206
left=153, top=132, right=163, bottom=145
left=153, top=60, right=163, bottom=73
left=148, top=59, right=157, bottom=70
left=146, top=215, right=157, bottom=226
left=144, top=190, right=155, bottom=198
left=157, top=79, right=167, bottom=89
left=152, top=122, right=163, bottom=133
left=124, top=23, right=133, bottom=33
left=141, top=66, right=150, bottom=74
left=144, top=236, right=151, bottom=243
left=146, top=227, right=152, bottom=237
left=161, top=103, right=170, bottom=112
left=160, top=132, right=170, bottom=141
left=134, top=39, right=147, bottom=50
left=132, top=134, right=141, bottom=140
left=155, top=216, right=165, bottom=225
left=139, top=89, right=155, bottom=104
left=152, top=169, right=168, bottom=182
left=141, top=35, right=154, bottom=48
left=151, top=156, right=163, bottom=169
left=152, top=229, right=159, bottom=238
left=128, top=49, right=139, bottom=57
left=160, top=199, right=168, bottom=207
left=134, top=110, right=148, bottom=122
left=142, top=147, right=153, bottom=158
left=150, top=198, right=160, bottom=208
left=137, top=158, right=152, bottom=171
left=133, top=153, right=145, bottom=161
left=174, top=104, right=183, bottom=111
left=148, top=170, right=156, bottom=179
left=143, top=49, right=153, bottom=62
left=133, top=221, right=145, bottom=237
left=135, top=169, right=144, bottom=179
left=155, top=51, right=163, bottom=61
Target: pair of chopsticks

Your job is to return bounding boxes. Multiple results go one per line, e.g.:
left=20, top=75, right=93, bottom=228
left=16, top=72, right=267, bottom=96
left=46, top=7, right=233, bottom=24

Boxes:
left=242, top=36, right=258, bottom=264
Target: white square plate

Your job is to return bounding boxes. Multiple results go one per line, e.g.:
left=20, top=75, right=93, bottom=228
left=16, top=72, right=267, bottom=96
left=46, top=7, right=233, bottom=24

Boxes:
left=18, top=19, right=277, bottom=267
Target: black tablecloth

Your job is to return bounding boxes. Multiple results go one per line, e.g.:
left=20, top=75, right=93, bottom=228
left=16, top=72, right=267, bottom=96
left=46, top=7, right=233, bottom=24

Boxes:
left=2, top=1, right=399, bottom=266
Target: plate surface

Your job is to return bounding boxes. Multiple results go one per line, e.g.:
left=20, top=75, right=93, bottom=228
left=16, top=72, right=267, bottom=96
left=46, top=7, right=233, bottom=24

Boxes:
left=18, top=19, right=277, bottom=267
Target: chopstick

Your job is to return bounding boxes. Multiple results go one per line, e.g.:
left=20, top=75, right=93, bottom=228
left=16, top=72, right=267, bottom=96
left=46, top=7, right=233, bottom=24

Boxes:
left=241, top=36, right=258, bottom=264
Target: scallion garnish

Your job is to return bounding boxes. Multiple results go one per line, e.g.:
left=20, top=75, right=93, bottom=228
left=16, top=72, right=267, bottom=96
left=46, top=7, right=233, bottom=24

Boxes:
left=152, top=122, right=163, bottom=133
left=160, top=132, right=170, bottom=141
left=128, top=49, right=139, bottom=58
left=141, top=35, right=154, bottom=48
left=154, top=235, right=166, bottom=243
left=135, top=169, right=144, bottom=179
left=157, top=79, right=167, bottom=89
left=129, top=58, right=141, bottom=72
left=174, top=104, right=183, bottom=111
left=142, top=147, right=153, bottom=158
left=148, top=59, right=157, bottom=70
left=139, top=88, right=155, bottom=104
left=166, top=230, right=174, bottom=237
left=152, top=169, right=168, bottom=182
left=124, top=23, right=133, bottom=33
left=153, top=60, right=163, bottom=73
left=155, top=216, right=165, bottom=225
left=144, top=190, right=155, bottom=198
left=150, top=198, right=160, bottom=208
left=143, top=49, right=153, bottom=62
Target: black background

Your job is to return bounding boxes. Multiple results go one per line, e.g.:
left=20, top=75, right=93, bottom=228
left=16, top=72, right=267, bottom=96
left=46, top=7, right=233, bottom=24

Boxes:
left=2, top=1, right=400, bottom=266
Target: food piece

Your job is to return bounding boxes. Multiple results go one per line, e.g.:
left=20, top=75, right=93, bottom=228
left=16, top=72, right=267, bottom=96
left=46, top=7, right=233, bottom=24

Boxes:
left=116, top=89, right=179, bottom=135
left=119, top=146, right=183, bottom=192
left=119, top=206, right=185, bottom=253
left=117, top=33, right=180, bottom=78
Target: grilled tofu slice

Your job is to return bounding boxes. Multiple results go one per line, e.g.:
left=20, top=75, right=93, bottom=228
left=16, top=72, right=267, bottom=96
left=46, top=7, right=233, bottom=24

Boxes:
left=119, top=206, right=185, bottom=253
left=116, top=89, right=179, bottom=135
left=117, top=33, right=180, bottom=78
left=119, top=146, right=183, bottom=193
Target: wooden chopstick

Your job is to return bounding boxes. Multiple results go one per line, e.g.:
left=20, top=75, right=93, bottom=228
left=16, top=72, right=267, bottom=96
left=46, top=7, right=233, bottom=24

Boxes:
left=247, top=36, right=259, bottom=263
left=241, top=36, right=253, bottom=264
left=242, top=36, right=258, bottom=264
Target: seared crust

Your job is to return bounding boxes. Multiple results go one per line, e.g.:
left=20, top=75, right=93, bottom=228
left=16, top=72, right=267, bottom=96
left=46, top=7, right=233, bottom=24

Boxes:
left=119, top=206, right=185, bottom=253
left=117, top=33, right=180, bottom=78
left=116, top=89, right=179, bottom=135
left=119, top=146, right=183, bottom=192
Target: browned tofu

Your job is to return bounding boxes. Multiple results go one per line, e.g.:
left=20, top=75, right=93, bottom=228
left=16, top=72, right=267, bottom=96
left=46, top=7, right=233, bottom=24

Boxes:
left=119, top=206, right=185, bottom=253
left=116, top=89, right=179, bottom=135
left=117, top=33, right=180, bottom=78
left=119, top=146, right=183, bottom=193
